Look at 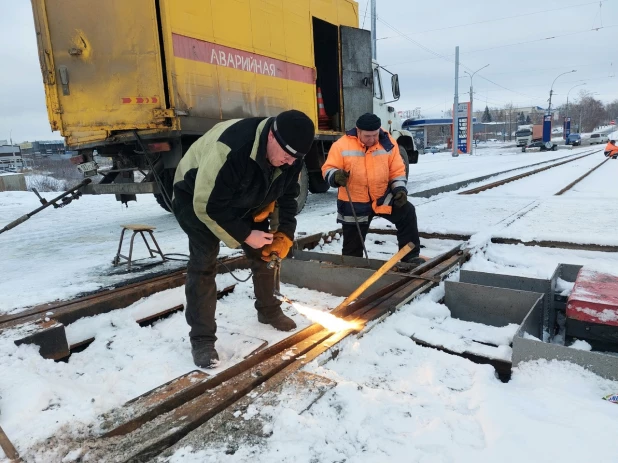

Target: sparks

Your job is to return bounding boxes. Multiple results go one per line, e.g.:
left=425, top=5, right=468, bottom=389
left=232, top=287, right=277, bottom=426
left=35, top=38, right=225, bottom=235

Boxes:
left=292, top=302, right=360, bottom=332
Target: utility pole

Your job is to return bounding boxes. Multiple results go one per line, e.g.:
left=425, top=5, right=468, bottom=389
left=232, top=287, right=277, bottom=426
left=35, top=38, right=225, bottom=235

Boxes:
left=452, top=46, right=459, bottom=157
left=371, top=0, right=377, bottom=60
left=464, top=64, right=489, bottom=155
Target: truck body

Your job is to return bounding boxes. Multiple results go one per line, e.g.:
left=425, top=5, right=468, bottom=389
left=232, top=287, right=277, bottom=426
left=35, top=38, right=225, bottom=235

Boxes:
left=515, top=124, right=542, bottom=147
left=30, top=0, right=417, bottom=211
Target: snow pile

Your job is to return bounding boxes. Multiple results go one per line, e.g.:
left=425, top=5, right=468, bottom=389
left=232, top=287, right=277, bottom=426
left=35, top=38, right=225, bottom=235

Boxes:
left=25, top=174, right=67, bottom=192
left=570, top=339, right=592, bottom=351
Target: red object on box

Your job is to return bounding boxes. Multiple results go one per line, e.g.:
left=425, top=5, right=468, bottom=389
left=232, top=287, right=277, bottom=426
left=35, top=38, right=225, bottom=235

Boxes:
left=567, top=268, right=618, bottom=327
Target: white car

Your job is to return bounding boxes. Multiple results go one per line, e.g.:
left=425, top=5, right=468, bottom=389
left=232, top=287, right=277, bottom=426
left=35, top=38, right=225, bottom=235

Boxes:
left=589, top=133, right=609, bottom=144
left=424, top=146, right=440, bottom=154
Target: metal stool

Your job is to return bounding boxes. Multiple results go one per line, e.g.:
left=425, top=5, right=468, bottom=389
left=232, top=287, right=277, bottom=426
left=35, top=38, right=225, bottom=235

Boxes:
left=113, top=224, right=166, bottom=270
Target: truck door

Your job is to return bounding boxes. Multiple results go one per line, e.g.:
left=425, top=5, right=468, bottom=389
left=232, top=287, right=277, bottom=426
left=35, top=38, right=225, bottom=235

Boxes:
left=30, top=0, right=168, bottom=136
left=340, top=26, right=373, bottom=131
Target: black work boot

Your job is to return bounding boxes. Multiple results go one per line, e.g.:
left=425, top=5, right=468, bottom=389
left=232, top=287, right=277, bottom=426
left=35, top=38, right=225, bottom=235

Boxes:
left=258, top=309, right=297, bottom=332
left=402, top=255, right=426, bottom=269
left=190, top=338, right=219, bottom=368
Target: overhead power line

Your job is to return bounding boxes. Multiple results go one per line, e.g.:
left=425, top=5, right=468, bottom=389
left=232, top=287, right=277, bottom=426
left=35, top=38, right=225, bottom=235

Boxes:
left=373, top=0, right=607, bottom=39
left=375, top=14, right=541, bottom=101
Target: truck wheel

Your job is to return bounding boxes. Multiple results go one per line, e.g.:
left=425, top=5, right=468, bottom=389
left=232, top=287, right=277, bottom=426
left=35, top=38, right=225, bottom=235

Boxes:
left=153, top=168, right=175, bottom=212
left=296, top=164, right=309, bottom=213
left=308, top=171, right=330, bottom=193
left=398, top=144, right=410, bottom=179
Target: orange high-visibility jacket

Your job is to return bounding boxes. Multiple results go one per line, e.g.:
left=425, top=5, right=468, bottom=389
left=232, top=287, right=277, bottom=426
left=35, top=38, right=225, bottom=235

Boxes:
left=604, top=142, right=618, bottom=156
left=322, top=128, right=407, bottom=223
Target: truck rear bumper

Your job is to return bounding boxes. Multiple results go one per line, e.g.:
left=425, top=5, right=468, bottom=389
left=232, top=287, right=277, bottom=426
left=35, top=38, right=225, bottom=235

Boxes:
left=82, top=182, right=160, bottom=195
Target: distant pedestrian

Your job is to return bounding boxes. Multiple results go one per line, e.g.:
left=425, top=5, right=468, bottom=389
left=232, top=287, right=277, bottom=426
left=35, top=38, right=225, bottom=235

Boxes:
left=604, top=140, right=618, bottom=159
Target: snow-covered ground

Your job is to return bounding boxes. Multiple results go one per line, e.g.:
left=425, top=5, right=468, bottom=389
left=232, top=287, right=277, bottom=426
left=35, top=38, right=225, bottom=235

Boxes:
left=2, top=148, right=618, bottom=462
left=163, top=292, right=618, bottom=463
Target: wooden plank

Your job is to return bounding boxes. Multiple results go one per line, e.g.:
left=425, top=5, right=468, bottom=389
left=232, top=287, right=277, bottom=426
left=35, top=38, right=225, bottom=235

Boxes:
left=0, top=425, right=20, bottom=462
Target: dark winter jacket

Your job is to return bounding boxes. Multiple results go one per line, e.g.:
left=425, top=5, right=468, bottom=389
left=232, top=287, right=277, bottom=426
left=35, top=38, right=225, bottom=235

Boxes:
left=172, top=117, right=302, bottom=248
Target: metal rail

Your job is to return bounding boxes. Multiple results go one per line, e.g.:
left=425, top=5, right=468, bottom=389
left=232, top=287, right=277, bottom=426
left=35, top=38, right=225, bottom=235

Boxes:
left=458, top=149, right=602, bottom=195
left=555, top=157, right=610, bottom=195
left=21, top=246, right=466, bottom=462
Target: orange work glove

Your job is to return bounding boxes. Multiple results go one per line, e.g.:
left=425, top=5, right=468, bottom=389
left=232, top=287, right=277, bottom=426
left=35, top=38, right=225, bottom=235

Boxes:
left=261, top=231, right=294, bottom=261
left=253, top=201, right=276, bottom=222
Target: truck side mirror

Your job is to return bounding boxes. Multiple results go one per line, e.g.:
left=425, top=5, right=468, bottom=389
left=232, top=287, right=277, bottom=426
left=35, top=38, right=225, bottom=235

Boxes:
left=391, top=74, right=400, bottom=100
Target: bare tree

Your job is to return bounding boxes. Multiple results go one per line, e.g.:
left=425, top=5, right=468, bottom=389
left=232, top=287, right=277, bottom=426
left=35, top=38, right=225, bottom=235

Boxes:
left=605, top=99, right=618, bottom=124
left=570, top=90, right=606, bottom=132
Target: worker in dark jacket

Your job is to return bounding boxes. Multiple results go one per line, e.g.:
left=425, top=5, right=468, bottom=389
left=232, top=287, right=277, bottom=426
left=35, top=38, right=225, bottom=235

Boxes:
left=322, top=113, right=424, bottom=266
left=173, top=110, right=315, bottom=368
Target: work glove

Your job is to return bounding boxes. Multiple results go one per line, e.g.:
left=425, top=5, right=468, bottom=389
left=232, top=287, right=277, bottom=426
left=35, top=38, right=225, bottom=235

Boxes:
left=253, top=201, right=276, bottom=222
left=334, top=170, right=350, bottom=187
left=261, top=231, right=294, bottom=261
left=393, top=190, right=408, bottom=207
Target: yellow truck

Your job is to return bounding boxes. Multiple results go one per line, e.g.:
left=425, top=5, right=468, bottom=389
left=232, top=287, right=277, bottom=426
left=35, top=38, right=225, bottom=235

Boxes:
left=30, top=0, right=417, bottom=211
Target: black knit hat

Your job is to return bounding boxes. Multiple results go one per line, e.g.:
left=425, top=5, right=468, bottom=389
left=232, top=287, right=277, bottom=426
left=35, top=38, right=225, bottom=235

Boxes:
left=273, top=110, right=315, bottom=158
left=356, top=113, right=381, bottom=131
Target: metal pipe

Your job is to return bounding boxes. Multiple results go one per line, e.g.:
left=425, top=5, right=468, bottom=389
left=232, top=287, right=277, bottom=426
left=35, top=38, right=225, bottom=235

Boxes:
left=371, top=0, right=377, bottom=60
left=453, top=46, right=460, bottom=157
left=0, top=178, right=92, bottom=235
left=344, top=184, right=370, bottom=266
left=464, top=64, right=489, bottom=155
left=548, top=70, right=576, bottom=115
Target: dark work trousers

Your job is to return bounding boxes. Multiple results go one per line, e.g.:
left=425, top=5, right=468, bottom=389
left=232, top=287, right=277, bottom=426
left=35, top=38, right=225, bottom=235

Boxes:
left=342, top=201, right=421, bottom=259
left=175, top=206, right=281, bottom=342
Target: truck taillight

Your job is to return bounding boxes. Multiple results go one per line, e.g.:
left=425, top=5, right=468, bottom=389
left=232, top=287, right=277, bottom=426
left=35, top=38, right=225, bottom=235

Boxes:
left=147, top=142, right=171, bottom=153
left=70, top=154, right=84, bottom=165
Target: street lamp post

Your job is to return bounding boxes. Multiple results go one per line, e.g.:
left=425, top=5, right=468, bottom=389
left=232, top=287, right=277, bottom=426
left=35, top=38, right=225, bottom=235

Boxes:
left=464, top=64, right=489, bottom=154
left=548, top=70, right=577, bottom=115
left=566, top=83, right=586, bottom=136
left=566, top=83, right=586, bottom=119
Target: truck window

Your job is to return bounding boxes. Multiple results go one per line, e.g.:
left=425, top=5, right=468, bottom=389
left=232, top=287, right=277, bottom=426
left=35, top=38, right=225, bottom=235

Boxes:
left=373, top=68, right=383, bottom=99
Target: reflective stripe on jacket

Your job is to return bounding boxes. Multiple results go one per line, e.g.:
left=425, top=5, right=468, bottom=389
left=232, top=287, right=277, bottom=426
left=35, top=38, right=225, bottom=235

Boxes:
left=172, top=117, right=301, bottom=248
left=321, top=128, right=407, bottom=223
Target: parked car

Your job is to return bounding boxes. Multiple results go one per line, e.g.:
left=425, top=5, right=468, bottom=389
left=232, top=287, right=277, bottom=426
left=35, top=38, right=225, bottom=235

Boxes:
left=589, top=133, right=609, bottom=144
left=522, top=141, right=558, bottom=152
left=566, top=133, right=581, bottom=146
left=424, top=146, right=440, bottom=154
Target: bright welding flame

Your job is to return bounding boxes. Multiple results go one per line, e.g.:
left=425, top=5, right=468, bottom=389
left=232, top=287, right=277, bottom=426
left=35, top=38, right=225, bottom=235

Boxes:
left=292, top=303, right=359, bottom=332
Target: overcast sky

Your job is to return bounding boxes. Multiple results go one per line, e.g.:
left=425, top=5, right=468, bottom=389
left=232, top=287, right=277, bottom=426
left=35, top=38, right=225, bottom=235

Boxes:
left=1, top=0, right=616, bottom=143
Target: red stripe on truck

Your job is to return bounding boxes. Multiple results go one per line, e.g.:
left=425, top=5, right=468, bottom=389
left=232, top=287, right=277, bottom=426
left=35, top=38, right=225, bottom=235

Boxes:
left=172, top=33, right=314, bottom=85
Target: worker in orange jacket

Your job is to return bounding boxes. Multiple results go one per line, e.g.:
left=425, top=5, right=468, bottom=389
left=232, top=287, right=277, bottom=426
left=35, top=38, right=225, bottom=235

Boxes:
left=604, top=140, right=618, bottom=158
left=322, top=113, right=424, bottom=266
